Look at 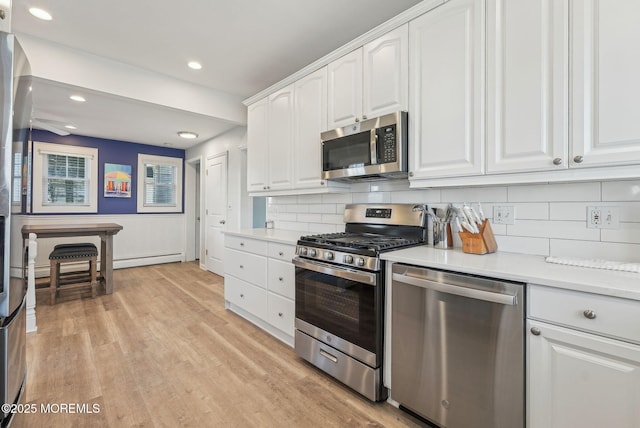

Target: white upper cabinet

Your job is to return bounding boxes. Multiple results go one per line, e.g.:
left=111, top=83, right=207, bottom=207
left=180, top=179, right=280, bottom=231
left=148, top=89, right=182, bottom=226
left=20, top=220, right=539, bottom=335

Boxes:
left=328, top=24, right=408, bottom=130
left=409, top=0, right=484, bottom=180
left=328, top=49, right=363, bottom=129
left=266, top=86, right=294, bottom=191
left=362, top=25, right=409, bottom=119
left=247, top=86, right=294, bottom=193
left=294, top=68, right=328, bottom=189
left=486, top=0, right=568, bottom=173
left=247, top=98, right=269, bottom=193
left=571, top=0, right=640, bottom=167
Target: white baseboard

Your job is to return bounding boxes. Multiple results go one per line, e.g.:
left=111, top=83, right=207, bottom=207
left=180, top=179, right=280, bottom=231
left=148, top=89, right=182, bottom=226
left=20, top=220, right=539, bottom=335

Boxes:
left=26, top=309, right=37, bottom=333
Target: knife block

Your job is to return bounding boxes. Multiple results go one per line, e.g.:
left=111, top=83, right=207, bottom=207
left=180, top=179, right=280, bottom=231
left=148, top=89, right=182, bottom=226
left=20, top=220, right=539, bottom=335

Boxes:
left=459, top=219, right=498, bottom=254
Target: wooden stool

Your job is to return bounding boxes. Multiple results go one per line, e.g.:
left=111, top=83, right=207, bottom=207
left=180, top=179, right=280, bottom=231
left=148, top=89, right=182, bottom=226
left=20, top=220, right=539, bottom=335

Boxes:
left=48, top=243, right=98, bottom=305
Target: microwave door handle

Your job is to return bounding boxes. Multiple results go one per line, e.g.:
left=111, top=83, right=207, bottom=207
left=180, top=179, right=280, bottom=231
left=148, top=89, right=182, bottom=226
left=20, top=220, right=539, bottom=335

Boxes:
left=370, top=129, right=377, bottom=165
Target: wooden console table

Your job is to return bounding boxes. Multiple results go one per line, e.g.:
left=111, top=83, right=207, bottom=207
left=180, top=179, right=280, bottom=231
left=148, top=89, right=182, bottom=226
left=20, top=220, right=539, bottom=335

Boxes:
left=21, top=223, right=123, bottom=294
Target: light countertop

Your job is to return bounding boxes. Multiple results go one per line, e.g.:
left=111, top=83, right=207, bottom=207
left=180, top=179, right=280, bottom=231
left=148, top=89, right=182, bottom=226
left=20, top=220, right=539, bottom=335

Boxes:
left=382, top=246, right=640, bottom=301
left=224, top=228, right=302, bottom=245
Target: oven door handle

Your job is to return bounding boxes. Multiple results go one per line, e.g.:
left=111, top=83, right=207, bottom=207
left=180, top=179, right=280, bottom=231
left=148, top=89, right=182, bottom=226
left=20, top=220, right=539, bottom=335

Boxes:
left=293, top=257, right=378, bottom=286
left=392, top=272, right=517, bottom=305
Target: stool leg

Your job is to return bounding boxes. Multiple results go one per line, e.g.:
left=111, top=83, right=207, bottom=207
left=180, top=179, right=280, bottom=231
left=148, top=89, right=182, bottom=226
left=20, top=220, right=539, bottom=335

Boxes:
left=50, top=260, right=58, bottom=305
left=90, top=256, right=97, bottom=298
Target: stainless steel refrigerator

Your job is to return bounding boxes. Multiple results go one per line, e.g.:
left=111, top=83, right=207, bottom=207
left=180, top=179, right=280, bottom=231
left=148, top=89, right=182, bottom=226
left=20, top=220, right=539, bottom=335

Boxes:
left=0, top=31, right=32, bottom=427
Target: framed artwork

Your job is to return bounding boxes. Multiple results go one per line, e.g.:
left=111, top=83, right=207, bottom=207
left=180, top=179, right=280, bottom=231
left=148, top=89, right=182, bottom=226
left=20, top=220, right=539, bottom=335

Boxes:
left=104, top=163, right=132, bottom=198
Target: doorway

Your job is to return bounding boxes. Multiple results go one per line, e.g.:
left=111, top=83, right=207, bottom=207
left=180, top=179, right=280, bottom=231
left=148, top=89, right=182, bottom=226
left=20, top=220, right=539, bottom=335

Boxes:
left=205, top=152, right=228, bottom=276
left=185, top=157, right=202, bottom=263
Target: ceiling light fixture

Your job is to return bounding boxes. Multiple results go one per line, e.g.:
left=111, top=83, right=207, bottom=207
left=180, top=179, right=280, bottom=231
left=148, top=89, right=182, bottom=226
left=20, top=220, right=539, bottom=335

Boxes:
left=69, top=95, right=86, bottom=102
left=187, top=61, right=202, bottom=70
left=177, top=131, right=198, bottom=139
left=64, top=125, right=77, bottom=130
left=29, top=7, right=53, bottom=21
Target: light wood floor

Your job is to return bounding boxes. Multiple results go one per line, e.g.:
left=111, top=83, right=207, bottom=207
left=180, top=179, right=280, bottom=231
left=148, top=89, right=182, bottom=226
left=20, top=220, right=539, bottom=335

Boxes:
left=15, top=262, right=424, bottom=428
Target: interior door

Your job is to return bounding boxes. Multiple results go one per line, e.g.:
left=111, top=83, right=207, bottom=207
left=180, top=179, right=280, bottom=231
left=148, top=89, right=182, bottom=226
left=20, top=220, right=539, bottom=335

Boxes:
left=205, top=152, right=227, bottom=276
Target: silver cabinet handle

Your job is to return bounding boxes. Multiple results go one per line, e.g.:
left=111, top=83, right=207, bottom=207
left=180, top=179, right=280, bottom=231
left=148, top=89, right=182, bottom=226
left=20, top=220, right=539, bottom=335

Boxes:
left=239, top=265, right=244, bottom=269
left=240, top=242, right=244, bottom=246
left=392, top=273, right=518, bottom=305
left=279, top=251, right=284, bottom=256
left=574, top=155, right=584, bottom=163
left=553, top=158, right=562, bottom=165
left=583, top=309, right=597, bottom=319
left=362, top=115, right=367, bottom=120
left=240, top=293, right=244, bottom=298
left=278, top=312, right=283, bottom=317
left=530, top=327, right=541, bottom=336
left=409, top=171, right=414, bottom=177
left=319, top=349, right=338, bottom=363
left=278, top=277, right=283, bottom=281
left=320, top=181, right=325, bottom=186
left=219, top=220, right=226, bottom=224
left=354, top=117, right=360, bottom=122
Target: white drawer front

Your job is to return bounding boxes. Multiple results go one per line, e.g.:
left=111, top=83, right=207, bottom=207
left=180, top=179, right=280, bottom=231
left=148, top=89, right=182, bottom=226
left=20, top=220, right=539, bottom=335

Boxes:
left=225, top=248, right=267, bottom=288
left=268, top=242, right=296, bottom=262
left=267, top=259, right=295, bottom=300
left=225, top=276, right=268, bottom=321
left=268, top=292, right=295, bottom=337
left=225, top=235, right=268, bottom=255
left=528, top=284, right=640, bottom=344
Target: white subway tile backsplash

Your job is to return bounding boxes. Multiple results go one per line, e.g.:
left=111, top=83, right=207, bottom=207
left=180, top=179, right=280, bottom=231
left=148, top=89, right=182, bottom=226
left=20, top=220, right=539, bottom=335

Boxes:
left=297, top=213, right=323, bottom=223
left=507, top=220, right=601, bottom=240
left=321, top=214, right=345, bottom=225
left=321, top=193, right=353, bottom=204
left=268, top=179, right=638, bottom=261
left=352, top=192, right=391, bottom=204
left=549, top=202, right=589, bottom=221
left=601, top=222, right=640, bottom=244
left=441, top=186, right=508, bottom=203
left=550, top=240, right=640, bottom=263
left=602, top=180, right=640, bottom=201
left=508, top=182, right=601, bottom=202
left=495, top=236, right=550, bottom=257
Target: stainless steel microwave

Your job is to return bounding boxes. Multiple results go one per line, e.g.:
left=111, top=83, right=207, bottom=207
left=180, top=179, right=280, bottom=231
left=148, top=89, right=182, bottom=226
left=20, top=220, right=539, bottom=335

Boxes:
left=321, top=111, right=408, bottom=182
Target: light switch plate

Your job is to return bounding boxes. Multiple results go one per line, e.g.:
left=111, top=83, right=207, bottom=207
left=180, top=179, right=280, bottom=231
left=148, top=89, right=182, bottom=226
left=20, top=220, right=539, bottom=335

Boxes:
left=493, top=205, right=515, bottom=225
left=587, top=206, right=619, bottom=229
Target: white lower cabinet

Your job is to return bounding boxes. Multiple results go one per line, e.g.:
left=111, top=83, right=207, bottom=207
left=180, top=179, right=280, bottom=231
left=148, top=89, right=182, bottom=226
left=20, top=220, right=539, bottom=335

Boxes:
left=224, top=236, right=295, bottom=346
left=527, top=285, right=640, bottom=428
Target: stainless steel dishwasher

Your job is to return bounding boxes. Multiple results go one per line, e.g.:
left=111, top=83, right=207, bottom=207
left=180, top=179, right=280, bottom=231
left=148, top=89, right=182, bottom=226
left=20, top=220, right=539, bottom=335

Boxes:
left=391, top=263, right=524, bottom=428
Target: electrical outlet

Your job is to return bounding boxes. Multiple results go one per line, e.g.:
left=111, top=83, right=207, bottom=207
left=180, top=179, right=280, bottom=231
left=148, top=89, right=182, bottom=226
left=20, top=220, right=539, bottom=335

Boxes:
left=493, top=205, right=515, bottom=225
left=587, top=206, right=619, bottom=229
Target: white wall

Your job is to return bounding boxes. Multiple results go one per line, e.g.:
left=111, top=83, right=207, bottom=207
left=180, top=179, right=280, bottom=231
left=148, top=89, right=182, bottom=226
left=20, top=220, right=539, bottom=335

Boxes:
left=12, top=214, right=185, bottom=277
left=266, top=179, right=640, bottom=262
left=185, top=126, right=249, bottom=261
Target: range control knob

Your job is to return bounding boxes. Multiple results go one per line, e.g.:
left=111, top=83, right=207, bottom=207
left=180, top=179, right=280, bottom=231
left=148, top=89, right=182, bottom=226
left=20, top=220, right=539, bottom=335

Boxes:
left=356, top=258, right=365, bottom=267
left=343, top=255, right=354, bottom=264
left=299, top=247, right=308, bottom=256
left=325, top=251, right=334, bottom=261
left=309, top=249, right=317, bottom=257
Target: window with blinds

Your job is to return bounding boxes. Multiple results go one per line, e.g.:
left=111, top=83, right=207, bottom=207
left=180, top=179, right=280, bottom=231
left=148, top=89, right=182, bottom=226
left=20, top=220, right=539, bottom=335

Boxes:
left=12, top=152, right=22, bottom=204
left=143, top=163, right=177, bottom=206
left=43, top=153, right=89, bottom=205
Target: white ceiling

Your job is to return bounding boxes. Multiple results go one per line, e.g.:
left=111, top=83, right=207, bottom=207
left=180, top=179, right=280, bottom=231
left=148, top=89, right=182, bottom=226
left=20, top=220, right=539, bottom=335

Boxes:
left=11, top=0, right=423, bottom=148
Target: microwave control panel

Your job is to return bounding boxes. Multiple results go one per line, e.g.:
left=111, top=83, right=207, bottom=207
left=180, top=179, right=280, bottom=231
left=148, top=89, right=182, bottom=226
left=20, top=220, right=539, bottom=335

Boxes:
left=377, top=125, right=397, bottom=163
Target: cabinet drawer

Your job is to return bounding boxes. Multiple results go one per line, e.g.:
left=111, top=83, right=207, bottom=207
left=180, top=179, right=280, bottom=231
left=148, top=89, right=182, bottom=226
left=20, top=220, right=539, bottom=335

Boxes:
left=528, top=285, right=640, bottom=344
left=225, top=235, right=268, bottom=255
left=268, top=292, right=295, bottom=337
left=225, top=248, right=267, bottom=288
left=225, top=276, right=268, bottom=321
left=268, top=242, right=296, bottom=262
left=267, top=259, right=295, bottom=300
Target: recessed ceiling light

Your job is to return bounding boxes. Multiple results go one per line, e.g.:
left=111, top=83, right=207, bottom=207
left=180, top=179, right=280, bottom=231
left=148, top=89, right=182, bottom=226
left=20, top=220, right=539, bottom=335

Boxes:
left=69, top=95, right=86, bottom=102
left=29, top=7, right=52, bottom=21
left=187, top=61, right=202, bottom=70
left=177, top=131, right=198, bottom=139
left=64, top=125, right=77, bottom=130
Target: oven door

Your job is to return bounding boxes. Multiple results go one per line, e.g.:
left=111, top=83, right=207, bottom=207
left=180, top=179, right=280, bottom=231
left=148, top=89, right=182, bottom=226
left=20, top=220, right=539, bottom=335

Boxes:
left=293, top=257, right=383, bottom=368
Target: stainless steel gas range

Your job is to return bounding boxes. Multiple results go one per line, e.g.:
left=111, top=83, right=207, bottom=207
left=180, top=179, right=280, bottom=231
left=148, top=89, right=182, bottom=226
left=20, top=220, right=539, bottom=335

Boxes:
left=292, top=204, right=427, bottom=401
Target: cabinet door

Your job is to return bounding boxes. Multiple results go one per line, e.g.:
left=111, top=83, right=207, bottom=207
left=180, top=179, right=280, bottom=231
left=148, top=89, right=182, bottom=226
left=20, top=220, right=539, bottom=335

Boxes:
left=267, top=86, right=294, bottom=190
left=247, top=98, right=269, bottom=192
left=409, top=0, right=484, bottom=179
left=572, top=0, right=640, bottom=167
left=487, top=0, right=568, bottom=173
left=363, top=24, right=408, bottom=118
left=327, top=49, right=363, bottom=129
left=293, top=68, right=328, bottom=189
left=528, top=320, right=640, bottom=428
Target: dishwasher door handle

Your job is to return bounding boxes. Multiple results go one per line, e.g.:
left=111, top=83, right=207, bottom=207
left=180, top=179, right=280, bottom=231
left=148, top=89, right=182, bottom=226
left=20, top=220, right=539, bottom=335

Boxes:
left=392, top=273, right=518, bottom=305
